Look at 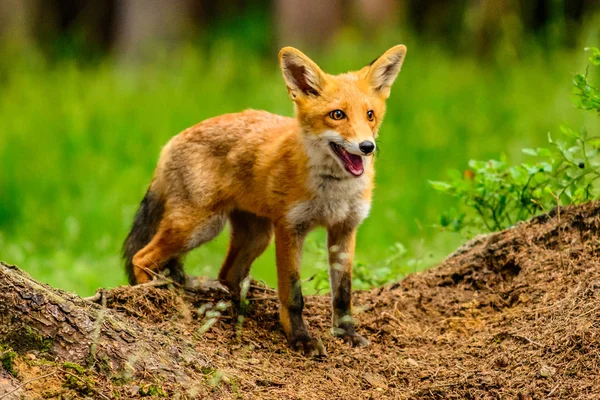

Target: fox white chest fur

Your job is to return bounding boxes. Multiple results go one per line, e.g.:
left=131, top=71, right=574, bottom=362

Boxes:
left=286, top=136, right=372, bottom=229
left=286, top=177, right=371, bottom=229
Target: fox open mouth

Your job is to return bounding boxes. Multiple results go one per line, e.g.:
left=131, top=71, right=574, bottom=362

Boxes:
left=330, top=142, right=364, bottom=177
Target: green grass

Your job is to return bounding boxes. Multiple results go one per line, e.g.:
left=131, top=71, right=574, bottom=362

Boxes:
left=0, top=39, right=596, bottom=296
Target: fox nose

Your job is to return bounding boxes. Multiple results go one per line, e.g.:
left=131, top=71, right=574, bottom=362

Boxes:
left=359, top=141, right=375, bottom=155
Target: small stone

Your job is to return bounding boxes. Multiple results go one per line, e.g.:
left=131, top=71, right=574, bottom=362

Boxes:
left=405, top=358, right=419, bottom=367
left=518, top=294, right=530, bottom=304
left=494, top=356, right=509, bottom=369
left=363, top=372, right=388, bottom=389
left=539, top=364, right=556, bottom=378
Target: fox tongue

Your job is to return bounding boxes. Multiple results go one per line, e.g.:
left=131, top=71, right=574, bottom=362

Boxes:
left=346, top=153, right=363, bottom=176
left=341, top=149, right=364, bottom=176
left=330, top=143, right=365, bottom=177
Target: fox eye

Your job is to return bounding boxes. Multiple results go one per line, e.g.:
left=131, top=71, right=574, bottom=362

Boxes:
left=329, top=110, right=346, bottom=120
left=367, top=110, right=375, bottom=121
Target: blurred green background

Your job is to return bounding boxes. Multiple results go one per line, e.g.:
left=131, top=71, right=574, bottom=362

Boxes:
left=0, top=0, right=599, bottom=296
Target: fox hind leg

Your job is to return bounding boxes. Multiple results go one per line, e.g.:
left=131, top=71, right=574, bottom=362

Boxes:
left=132, top=211, right=226, bottom=284
left=218, top=210, right=273, bottom=293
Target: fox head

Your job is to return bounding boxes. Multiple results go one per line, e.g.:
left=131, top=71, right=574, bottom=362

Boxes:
left=278, top=45, right=406, bottom=178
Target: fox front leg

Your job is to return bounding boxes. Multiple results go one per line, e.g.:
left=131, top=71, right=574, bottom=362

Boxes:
left=327, top=224, right=369, bottom=347
left=275, top=224, right=327, bottom=357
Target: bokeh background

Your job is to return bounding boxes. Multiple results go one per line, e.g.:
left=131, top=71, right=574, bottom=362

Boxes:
left=0, top=0, right=599, bottom=295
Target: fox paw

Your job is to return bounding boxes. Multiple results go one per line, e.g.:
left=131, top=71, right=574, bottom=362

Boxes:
left=290, top=335, right=327, bottom=357
left=341, top=333, right=369, bottom=347
left=333, top=329, right=369, bottom=347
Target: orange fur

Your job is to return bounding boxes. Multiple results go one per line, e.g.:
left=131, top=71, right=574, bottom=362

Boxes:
left=125, top=45, right=407, bottom=355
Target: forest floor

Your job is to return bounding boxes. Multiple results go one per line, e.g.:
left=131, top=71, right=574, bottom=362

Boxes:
left=1, top=202, right=600, bottom=399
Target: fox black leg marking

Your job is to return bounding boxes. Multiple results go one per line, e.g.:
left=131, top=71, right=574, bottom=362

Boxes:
left=275, top=225, right=326, bottom=357
left=287, top=278, right=326, bottom=356
left=328, top=225, right=369, bottom=347
left=331, top=272, right=368, bottom=347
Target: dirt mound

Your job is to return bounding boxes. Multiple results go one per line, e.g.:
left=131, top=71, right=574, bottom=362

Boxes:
left=2, top=202, right=600, bottom=399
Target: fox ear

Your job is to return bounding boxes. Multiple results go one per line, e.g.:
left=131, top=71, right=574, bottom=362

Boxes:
left=366, top=45, right=407, bottom=98
left=279, top=47, right=325, bottom=99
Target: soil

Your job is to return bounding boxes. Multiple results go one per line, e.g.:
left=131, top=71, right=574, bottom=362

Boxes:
left=2, top=201, right=600, bottom=399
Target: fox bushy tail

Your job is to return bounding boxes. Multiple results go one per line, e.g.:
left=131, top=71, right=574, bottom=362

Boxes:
left=122, top=188, right=185, bottom=285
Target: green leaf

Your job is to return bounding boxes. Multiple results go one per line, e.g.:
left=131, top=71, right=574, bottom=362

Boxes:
left=539, top=162, right=553, bottom=172
left=560, top=125, right=578, bottom=139
left=429, top=180, right=452, bottom=192
left=536, top=147, right=552, bottom=158
left=522, top=148, right=538, bottom=156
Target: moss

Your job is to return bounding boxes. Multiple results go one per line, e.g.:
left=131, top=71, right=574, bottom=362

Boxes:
left=4, top=326, right=53, bottom=354
left=63, top=361, right=86, bottom=374
left=64, top=373, right=94, bottom=396
left=0, top=344, right=18, bottom=377
left=94, top=354, right=113, bottom=375
left=139, top=384, right=165, bottom=397
left=23, top=326, right=53, bottom=352
left=200, top=366, right=216, bottom=375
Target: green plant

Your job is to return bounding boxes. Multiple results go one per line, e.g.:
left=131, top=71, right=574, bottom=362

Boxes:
left=309, top=238, right=422, bottom=291
left=573, top=47, right=600, bottom=112
left=139, top=384, right=165, bottom=397
left=195, top=301, right=230, bottom=337
left=0, top=344, right=17, bottom=377
left=431, top=47, right=600, bottom=234
left=63, top=361, right=86, bottom=374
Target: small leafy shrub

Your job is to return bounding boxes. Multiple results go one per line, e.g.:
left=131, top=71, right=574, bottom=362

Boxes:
left=431, top=47, right=600, bottom=235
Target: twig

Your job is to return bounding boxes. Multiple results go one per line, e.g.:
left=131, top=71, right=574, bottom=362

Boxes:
left=473, top=203, right=494, bottom=232
left=547, top=382, right=560, bottom=397
left=83, top=292, right=103, bottom=302
left=84, top=279, right=174, bottom=302
left=522, top=300, right=565, bottom=314
left=511, top=333, right=544, bottom=348
left=138, top=264, right=180, bottom=287
left=246, top=296, right=279, bottom=301
left=134, top=278, right=174, bottom=288
left=575, top=305, right=600, bottom=319
left=550, top=192, right=564, bottom=269
left=89, top=290, right=107, bottom=364
left=250, top=284, right=276, bottom=293
left=380, top=311, right=404, bottom=328
left=0, top=371, right=58, bottom=399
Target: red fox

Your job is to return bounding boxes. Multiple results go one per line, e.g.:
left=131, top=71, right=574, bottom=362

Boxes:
left=123, top=45, right=407, bottom=356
